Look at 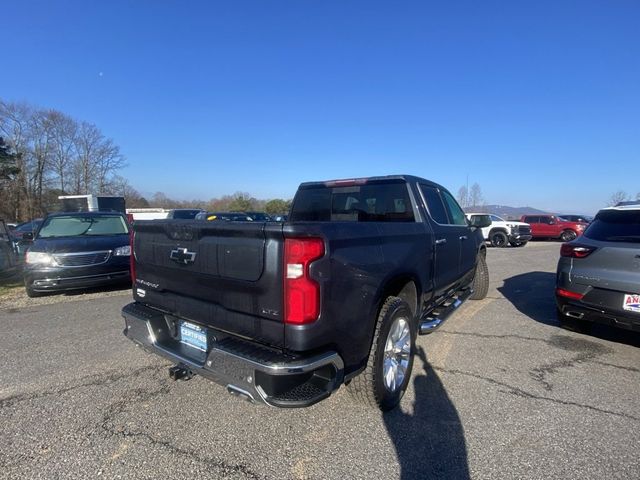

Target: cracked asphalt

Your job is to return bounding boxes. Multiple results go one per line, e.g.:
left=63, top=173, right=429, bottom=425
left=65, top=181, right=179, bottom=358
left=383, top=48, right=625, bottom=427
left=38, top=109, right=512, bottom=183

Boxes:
left=1, top=242, right=638, bottom=479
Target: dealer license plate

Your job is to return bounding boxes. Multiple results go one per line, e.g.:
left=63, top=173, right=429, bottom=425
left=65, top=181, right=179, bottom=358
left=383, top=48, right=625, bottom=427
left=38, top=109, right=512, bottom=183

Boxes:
left=180, top=321, right=208, bottom=351
left=623, top=294, right=640, bottom=313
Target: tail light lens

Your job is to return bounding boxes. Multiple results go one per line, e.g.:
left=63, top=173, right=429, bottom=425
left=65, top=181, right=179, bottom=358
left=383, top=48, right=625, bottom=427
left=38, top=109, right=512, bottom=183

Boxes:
left=560, top=243, right=596, bottom=258
left=556, top=288, right=584, bottom=300
left=130, top=230, right=136, bottom=286
left=284, top=237, right=324, bottom=324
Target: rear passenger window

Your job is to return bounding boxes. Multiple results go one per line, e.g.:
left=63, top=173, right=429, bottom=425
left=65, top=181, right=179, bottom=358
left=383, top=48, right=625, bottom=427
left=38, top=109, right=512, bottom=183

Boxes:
left=290, top=181, right=414, bottom=222
left=440, top=190, right=468, bottom=226
left=419, top=185, right=449, bottom=224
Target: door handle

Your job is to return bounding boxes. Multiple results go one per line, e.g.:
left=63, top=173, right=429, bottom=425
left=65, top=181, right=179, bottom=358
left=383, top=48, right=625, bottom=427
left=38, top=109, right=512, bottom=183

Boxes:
left=459, top=235, right=468, bottom=240
left=435, top=238, right=447, bottom=245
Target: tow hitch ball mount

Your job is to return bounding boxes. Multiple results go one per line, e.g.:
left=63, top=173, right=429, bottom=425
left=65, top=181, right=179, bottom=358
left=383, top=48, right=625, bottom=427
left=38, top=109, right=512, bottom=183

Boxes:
left=168, top=364, right=194, bottom=381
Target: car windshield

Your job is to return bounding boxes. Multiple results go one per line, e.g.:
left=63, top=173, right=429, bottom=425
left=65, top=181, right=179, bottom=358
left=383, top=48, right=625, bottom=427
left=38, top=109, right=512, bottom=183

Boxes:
left=37, top=215, right=129, bottom=238
left=583, top=210, right=640, bottom=243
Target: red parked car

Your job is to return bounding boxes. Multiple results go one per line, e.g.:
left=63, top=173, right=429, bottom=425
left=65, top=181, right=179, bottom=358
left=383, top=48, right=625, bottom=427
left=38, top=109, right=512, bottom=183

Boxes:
left=520, top=214, right=587, bottom=242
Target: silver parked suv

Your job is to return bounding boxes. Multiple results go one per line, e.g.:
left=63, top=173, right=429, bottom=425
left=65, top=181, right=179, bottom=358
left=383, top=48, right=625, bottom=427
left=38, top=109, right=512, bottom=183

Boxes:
left=556, top=203, right=640, bottom=332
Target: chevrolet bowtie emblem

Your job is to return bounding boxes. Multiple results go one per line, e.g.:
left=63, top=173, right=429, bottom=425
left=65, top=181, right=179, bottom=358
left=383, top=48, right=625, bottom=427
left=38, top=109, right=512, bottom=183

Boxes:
left=170, top=247, right=196, bottom=265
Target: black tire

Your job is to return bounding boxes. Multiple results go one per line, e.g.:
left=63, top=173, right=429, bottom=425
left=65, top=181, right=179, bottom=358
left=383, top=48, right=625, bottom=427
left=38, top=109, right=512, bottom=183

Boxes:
left=489, top=231, right=509, bottom=248
left=347, top=296, right=416, bottom=411
left=470, top=253, right=489, bottom=300
left=556, top=308, right=591, bottom=333
left=560, top=230, right=577, bottom=242
left=509, top=241, right=528, bottom=247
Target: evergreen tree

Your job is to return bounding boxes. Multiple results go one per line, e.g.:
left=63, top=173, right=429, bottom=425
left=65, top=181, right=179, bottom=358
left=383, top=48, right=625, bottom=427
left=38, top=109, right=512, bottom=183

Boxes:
left=0, top=137, right=20, bottom=182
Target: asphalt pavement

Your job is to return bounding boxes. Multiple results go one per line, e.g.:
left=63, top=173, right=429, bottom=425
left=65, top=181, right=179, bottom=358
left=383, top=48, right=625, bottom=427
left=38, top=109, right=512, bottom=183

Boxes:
left=1, top=242, right=638, bottom=480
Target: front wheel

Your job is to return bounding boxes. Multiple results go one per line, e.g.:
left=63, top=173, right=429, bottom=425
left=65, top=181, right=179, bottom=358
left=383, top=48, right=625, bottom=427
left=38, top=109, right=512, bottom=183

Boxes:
left=490, top=231, right=508, bottom=248
left=560, top=230, right=577, bottom=242
left=347, top=296, right=416, bottom=411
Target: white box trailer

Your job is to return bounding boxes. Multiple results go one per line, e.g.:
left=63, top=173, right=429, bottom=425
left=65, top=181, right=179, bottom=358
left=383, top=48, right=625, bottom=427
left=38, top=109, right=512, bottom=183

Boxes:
left=125, top=208, right=169, bottom=220
left=58, top=195, right=126, bottom=214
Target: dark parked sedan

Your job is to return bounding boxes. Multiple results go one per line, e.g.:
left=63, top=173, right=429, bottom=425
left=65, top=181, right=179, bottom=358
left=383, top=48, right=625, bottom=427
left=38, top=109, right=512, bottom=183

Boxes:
left=23, top=212, right=131, bottom=297
left=556, top=205, right=640, bottom=332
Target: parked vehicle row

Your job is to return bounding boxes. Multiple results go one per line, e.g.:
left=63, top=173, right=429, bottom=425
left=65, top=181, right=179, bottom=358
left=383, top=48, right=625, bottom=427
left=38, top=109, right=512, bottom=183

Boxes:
left=463, top=213, right=591, bottom=249
left=6, top=178, right=637, bottom=415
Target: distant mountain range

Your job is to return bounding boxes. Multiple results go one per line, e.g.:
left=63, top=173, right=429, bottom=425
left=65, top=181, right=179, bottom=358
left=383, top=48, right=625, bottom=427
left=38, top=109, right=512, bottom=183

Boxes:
left=464, top=204, right=549, bottom=220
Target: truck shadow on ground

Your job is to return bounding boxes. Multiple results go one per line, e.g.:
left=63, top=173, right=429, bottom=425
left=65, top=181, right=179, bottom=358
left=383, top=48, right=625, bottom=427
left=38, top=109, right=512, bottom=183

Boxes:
left=383, top=346, right=470, bottom=480
left=499, top=271, right=640, bottom=347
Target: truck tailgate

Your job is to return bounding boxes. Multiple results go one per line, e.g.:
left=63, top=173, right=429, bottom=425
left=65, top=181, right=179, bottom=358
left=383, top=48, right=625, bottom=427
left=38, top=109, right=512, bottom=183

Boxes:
left=132, top=220, right=285, bottom=348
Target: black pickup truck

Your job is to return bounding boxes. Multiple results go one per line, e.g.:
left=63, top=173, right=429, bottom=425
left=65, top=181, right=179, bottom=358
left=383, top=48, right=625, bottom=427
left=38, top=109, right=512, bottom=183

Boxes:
left=122, top=175, right=490, bottom=410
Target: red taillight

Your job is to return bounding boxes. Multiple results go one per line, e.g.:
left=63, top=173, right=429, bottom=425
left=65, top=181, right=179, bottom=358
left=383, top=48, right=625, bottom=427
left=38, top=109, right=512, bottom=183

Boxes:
left=284, top=237, right=324, bottom=325
left=130, top=230, right=136, bottom=286
left=556, top=288, right=584, bottom=300
left=560, top=243, right=596, bottom=258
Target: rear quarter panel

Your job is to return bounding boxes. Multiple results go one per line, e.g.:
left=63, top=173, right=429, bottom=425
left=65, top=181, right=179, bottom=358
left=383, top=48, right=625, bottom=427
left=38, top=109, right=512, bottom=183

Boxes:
left=284, top=221, right=433, bottom=375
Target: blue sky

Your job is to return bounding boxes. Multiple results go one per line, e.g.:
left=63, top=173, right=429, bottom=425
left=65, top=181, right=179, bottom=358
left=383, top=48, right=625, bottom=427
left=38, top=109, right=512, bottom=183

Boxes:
left=2, top=0, right=639, bottom=214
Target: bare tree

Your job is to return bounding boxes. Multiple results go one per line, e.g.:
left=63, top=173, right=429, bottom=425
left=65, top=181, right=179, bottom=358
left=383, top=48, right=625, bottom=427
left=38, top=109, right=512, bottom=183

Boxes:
left=608, top=190, right=628, bottom=206
left=469, top=183, right=484, bottom=208
left=106, top=175, right=149, bottom=208
left=457, top=186, right=469, bottom=208
left=69, top=121, right=126, bottom=194
left=47, top=109, right=77, bottom=194
left=0, top=99, right=128, bottom=220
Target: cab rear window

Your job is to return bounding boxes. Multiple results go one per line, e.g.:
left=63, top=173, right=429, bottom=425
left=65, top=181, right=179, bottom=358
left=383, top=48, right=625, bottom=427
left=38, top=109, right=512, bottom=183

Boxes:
left=584, top=210, right=640, bottom=243
left=290, top=181, right=414, bottom=222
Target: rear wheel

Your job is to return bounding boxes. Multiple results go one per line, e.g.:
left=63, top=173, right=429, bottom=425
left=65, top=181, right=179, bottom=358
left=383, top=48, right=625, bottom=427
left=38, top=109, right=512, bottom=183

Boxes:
left=470, top=253, right=489, bottom=300
left=560, top=230, right=577, bottom=242
left=347, top=296, right=416, bottom=411
left=490, top=231, right=508, bottom=248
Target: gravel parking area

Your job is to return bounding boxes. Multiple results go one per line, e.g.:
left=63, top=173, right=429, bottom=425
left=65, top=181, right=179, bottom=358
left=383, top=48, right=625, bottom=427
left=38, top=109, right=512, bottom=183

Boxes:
left=1, top=242, right=638, bottom=479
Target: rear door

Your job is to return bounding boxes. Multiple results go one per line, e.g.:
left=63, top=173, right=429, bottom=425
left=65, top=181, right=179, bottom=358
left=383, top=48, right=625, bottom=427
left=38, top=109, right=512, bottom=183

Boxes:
left=440, top=190, right=477, bottom=276
left=419, top=184, right=464, bottom=293
left=133, top=220, right=286, bottom=348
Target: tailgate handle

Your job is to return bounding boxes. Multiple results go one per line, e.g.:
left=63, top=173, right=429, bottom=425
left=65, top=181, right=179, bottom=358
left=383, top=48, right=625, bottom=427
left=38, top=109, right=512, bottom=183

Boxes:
left=459, top=235, right=468, bottom=241
left=435, top=238, right=447, bottom=245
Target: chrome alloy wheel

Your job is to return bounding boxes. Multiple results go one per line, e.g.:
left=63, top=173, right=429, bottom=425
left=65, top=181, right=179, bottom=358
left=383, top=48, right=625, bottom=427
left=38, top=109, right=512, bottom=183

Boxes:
left=383, top=316, right=412, bottom=392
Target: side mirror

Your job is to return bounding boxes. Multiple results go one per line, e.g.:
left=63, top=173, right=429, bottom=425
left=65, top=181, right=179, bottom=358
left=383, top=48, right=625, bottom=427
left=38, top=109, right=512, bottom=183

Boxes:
left=469, top=215, right=491, bottom=229
left=22, top=232, right=34, bottom=241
